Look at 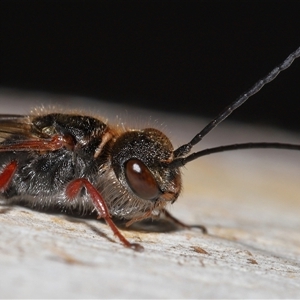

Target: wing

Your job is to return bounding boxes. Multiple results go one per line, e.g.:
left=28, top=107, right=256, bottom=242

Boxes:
left=0, top=115, right=38, bottom=143
left=0, top=115, right=64, bottom=152
left=0, top=115, right=34, bottom=142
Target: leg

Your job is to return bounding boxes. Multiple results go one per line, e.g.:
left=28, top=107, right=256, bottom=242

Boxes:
left=0, top=135, right=71, bottom=152
left=162, top=209, right=207, bottom=234
left=125, top=210, right=152, bottom=227
left=66, top=178, right=144, bottom=251
left=0, top=161, right=18, bottom=192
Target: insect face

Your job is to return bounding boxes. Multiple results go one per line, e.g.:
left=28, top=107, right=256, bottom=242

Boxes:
left=100, top=127, right=182, bottom=227
left=111, top=128, right=181, bottom=203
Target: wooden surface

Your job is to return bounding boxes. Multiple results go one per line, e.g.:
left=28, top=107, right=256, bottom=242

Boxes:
left=0, top=89, right=300, bottom=298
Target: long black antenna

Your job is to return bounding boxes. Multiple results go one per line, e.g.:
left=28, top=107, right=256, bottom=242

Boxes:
left=170, top=143, right=300, bottom=168
left=173, top=46, right=300, bottom=159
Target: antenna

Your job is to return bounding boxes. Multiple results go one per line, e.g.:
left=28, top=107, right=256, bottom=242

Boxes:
left=170, top=143, right=300, bottom=168
left=169, top=46, right=300, bottom=168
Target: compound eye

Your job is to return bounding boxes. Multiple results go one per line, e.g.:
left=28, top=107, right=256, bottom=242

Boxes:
left=125, top=159, right=160, bottom=201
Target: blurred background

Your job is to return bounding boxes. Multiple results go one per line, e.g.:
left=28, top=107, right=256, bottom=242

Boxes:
left=1, top=0, right=300, bottom=131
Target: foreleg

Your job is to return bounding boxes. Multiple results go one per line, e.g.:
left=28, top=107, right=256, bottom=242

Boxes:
left=66, top=178, right=144, bottom=251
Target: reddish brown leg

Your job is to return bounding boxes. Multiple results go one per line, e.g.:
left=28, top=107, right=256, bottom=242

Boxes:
left=66, top=178, right=144, bottom=251
left=125, top=210, right=152, bottom=227
left=0, top=161, right=18, bottom=192
left=0, top=135, right=68, bottom=152
left=162, top=209, right=207, bottom=234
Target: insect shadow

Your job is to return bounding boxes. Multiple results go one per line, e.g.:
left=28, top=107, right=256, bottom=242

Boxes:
left=63, top=209, right=183, bottom=234
left=64, top=214, right=180, bottom=236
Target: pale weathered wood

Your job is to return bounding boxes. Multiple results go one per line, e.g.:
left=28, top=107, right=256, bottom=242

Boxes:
left=0, top=90, right=300, bottom=298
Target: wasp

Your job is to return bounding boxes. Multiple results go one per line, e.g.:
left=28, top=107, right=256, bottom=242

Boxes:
left=0, top=47, right=300, bottom=251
